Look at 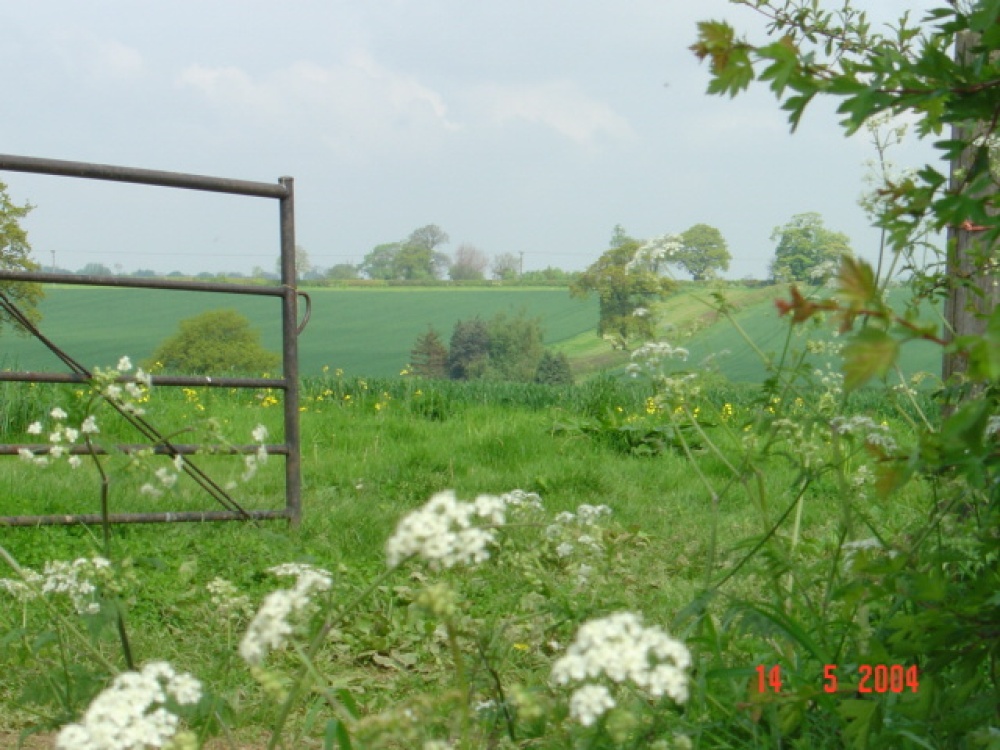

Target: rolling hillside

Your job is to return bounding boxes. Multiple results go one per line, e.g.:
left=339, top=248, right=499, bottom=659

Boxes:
left=0, top=283, right=944, bottom=381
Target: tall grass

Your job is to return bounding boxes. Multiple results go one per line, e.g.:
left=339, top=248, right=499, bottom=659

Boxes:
left=0, top=372, right=936, bottom=745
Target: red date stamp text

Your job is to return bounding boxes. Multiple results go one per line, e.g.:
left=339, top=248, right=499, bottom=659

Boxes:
left=755, top=664, right=919, bottom=694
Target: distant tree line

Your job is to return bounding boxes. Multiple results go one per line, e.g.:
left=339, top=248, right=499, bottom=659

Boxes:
left=409, top=310, right=573, bottom=386
left=45, top=215, right=851, bottom=290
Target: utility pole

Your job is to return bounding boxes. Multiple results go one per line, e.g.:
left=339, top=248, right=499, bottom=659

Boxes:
left=519, top=251, right=524, bottom=278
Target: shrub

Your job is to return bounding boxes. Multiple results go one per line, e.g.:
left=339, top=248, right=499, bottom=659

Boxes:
left=535, top=350, right=574, bottom=386
left=146, top=309, right=280, bottom=375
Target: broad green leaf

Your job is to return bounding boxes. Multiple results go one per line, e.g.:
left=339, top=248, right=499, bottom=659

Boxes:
left=842, top=328, right=899, bottom=391
left=839, top=699, right=882, bottom=749
left=837, top=256, right=878, bottom=306
left=758, top=38, right=799, bottom=94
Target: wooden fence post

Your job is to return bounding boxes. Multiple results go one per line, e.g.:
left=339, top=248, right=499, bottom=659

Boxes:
left=942, top=29, right=1000, bottom=382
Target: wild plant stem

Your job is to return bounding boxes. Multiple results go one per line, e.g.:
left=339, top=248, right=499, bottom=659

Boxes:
left=87, top=437, right=135, bottom=671
left=446, top=620, right=472, bottom=748
left=266, top=565, right=402, bottom=750
left=0, top=543, right=120, bottom=675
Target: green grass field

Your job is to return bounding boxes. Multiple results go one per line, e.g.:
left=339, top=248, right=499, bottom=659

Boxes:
left=0, top=371, right=944, bottom=748
left=0, top=286, right=599, bottom=377
left=1, top=283, right=946, bottom=385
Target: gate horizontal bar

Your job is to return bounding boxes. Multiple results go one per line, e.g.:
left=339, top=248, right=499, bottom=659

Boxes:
left=0, top=509, right=291, bottom=527
left=0, top=371, right=287, bottom=389
left=0, top=444, right=289, bottom=456
left=0, top=270, right=286, bottom=296
left=0, top=153, right=288, bottom=199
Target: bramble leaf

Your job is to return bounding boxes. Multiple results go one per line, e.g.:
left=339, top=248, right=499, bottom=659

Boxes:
left=837, top=257, right=878, bottom=307
left=839, top=699, right=882, bottom=749
left=842, top=328, right=899, bottom=391
left=692, top=21, right=755, bottom=96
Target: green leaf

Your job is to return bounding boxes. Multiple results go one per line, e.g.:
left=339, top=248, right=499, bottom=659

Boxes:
left=758, top=38, right=799, bottom=95
left=324, top=719, right=352, bottom=750
left=842, top=328, right=899, bottom=391
left=967, top=306, right=1000, bottom=380
left=837, top=256, right=878, bottom=306
left=336, top=688, right=361, bottom=719
left=31, top=630, right=58, bottom=654
left=838, top=699, right=882, bottom=749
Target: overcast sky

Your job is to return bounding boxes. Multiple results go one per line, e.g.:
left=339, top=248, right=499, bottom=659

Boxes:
left=1, top=1, right=940, bottom=279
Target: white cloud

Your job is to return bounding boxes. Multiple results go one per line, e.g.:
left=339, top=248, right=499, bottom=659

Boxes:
left=51, top=31, right=144, bottom=82
left=470, top=80, right=634, bottom=146
left=176, top=52, right=459, bottom=158
left=95, top=39, right=144, bottom=79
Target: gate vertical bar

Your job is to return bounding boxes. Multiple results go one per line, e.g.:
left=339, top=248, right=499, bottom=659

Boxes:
left=279, top=176, right=302, bottom=526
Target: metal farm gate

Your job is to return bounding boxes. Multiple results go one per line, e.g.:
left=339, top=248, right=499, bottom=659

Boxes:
left=0, top=154, right=305, bottom=527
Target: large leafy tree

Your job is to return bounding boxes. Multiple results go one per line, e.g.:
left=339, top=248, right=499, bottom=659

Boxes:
left=360, top=243, right=400, bottom=280
left=491, top=252, right=520, bottom=281
left=769, top=212, right=852, bottom=283
left=570, top=227, right=675, bottom=346
left=448, top=244, right=489, bottom=281
left=146, top=309, right=280, bottom=375
left=0, top=180, right=43, bottom=333
left=360, top=225, right=451, bottom=280
left=325, top=263, right=359, bottom=281
left=676, top=223, right=731, bottom=280
left=396, top=224, right=450, bottom=280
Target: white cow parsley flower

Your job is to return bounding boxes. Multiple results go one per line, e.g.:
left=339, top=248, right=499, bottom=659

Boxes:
left=239, top=564, right=333, bottom=665
left=385, top=490, right=508, bottom=570
left=55, top=661, right=201, bottom=750
left=552, top=612, right=691, bottom=724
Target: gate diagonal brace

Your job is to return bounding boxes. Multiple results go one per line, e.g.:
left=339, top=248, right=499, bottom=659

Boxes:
left=0, top=290, right=253, bottom=520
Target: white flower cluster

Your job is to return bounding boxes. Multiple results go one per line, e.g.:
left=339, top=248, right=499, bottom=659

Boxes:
left=499, top=488, right=544, bottom=512
left=551, top=612, right=692, bottom=726
left=385, top=490, right=510, bottom=570
left=808, top=259, right=839, bottom=283
left=986, top=415, right=1000, bottom=439
left=140, top=455, right=185, bottom=499
left=841, top=537, right=898, bottom=572
left=546, top=504, right=613, bottom=582
left=1, top=557, right=112, bottom=615
left=18, top=407, right=97, bottom=469
left=567, top=684, right=616, bottom=727
left=625, top=341, right=690, bottom=379
left=239, top=563, right=333, bottom=665
left=91, top=356, right=152, bottom=417
left=626, top=234, right=681, bottom=272
left=206, top=577, right=253, bottom=620
left=241, top=424, right=270, bottom=482
left=852, top=464, right=873, bottom=490
left=805, top=340, right=843, bottom=357
left=55, top=661, right=201, bottom=750
left=222, top=425, right=272, bottom=490
left=0, top=568, right=44, bottom=603
left=830, top=415, right=898, bottom=452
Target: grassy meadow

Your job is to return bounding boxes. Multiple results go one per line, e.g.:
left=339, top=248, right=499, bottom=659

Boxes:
left=0, top=280, right=964, bottom=748
left=0, top=361, right=941, bottom=747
